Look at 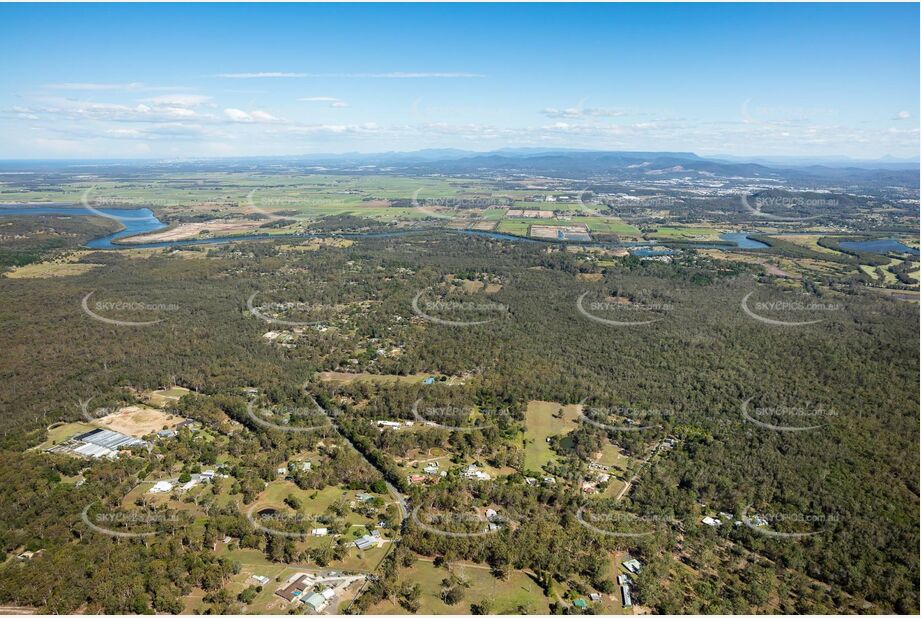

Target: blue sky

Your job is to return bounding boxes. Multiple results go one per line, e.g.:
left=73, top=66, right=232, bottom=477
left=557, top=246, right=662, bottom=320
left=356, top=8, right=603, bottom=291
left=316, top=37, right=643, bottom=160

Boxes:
left=1, top=3, right=917, bottom=159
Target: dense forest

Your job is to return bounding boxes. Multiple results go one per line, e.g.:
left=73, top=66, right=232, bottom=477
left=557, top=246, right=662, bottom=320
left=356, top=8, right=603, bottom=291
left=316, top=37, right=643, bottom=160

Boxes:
left=0, top=223, right=916, bottom=614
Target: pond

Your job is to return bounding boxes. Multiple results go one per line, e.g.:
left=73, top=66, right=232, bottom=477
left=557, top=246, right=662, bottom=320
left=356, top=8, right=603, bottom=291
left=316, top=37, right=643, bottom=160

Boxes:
left=839, top=238, right=919, bottom=256
left=718, top=232, right=770, bottom=249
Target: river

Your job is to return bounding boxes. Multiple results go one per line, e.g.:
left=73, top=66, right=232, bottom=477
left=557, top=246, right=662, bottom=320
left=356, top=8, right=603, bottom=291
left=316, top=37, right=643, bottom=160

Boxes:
left=0, top=204, right=773, bottom=251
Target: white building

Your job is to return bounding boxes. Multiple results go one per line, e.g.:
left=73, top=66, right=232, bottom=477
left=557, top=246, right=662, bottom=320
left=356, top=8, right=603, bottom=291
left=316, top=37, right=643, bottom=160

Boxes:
left=149, top=480, right=173, bottom=493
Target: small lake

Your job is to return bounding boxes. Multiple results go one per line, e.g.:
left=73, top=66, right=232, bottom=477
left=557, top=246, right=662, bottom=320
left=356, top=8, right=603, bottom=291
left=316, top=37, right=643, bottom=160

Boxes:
left=839, top=238, right=919, bottom=256
left=719, top=232, right=770, bottom=249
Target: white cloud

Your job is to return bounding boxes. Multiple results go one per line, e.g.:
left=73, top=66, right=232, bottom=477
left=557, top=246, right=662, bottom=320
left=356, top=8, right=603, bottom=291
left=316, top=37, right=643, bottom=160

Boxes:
left=143, top=94, right=213, bottom=107
left=299, top=96, right=350, bottom=108
left=215, top=72, right=306, bottom=78
left=249, top=110, right=278, bottom=122
left=105, top=128, right=143, bottom=137
left=44, top=82, right=146, bottom=91
left=216, top=71, right=483, bottom=79
left=224, top=108, right=279, bottom=122
left=348, top=72, right=483, bottom=78
left=541, top=106, right=626, bottom=119
left=893, top=110, right=911, bottom=120
left=224, top=108, right=253, bottom=121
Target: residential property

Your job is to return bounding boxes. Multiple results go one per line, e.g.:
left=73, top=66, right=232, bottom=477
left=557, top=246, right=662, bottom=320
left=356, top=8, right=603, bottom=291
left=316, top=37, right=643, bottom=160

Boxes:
left=354, top=534, right=380, bottom=550
left=463, top=464, right=491, bottom=481
left=276, top=573, right=314, bottom=602
left=312, top=527, right=328, bottom=537
left=251, top=575, right=270, bottom=586
left=303, top=592, right=328, bottom=612
left=149, top=480, right=173, bottom=493
left=701, top=515, right=721, bottom=527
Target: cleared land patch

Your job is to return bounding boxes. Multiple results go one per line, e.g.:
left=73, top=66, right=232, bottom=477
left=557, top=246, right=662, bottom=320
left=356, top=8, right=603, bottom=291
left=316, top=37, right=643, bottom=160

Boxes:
left=523, top=401, right=582, bottom=472
left=94, top=405, right=186, bottom=437
left=369, top=560, right=550, bottom=615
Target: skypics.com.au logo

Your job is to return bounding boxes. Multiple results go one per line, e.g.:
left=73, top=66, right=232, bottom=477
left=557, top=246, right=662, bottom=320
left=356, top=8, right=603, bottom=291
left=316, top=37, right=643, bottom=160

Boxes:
left=411, top=505, right=517, bottom=538
left=247, top=291, right=331, bottom=327
left=740, top=290, right=843, bottom=327
left=410, top=399, right=505, bottom=432
left=411, top=289, right=509, bottom=327
left=740, top=192, right=834, bottom=222
left=740, top=397, right=839, bottom=433
left=576, top=507, right=676, bottom=538
left=576, top=290, right=673, bottom=327
left=577, top=401, right=672, bottom=432
left=81, top=504, right=185, bottom=538
left=82, top=290, right=178, bottom=327
left=245, top=399, right=333, bottom=433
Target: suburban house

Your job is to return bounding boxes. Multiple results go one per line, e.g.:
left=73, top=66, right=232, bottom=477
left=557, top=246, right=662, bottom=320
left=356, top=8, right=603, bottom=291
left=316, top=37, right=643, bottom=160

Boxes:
left=149, top=480, right=173, bottom=493
left=302, top=592, right=328, bottom=612
left=354, top=534, right=380, bottom=550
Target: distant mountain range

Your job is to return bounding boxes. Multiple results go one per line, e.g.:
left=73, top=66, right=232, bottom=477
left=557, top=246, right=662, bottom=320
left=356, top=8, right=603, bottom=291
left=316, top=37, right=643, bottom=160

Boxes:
left=2, top=149, right=917, bottom=186
left=289, top=149, right=917, bottom=185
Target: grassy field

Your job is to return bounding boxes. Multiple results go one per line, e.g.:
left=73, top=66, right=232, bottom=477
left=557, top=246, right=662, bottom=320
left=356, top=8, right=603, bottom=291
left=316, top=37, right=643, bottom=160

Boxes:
left=522, top=401, right=581, bottom=472
left=645, top=225, right=721, bottom=241
left=34, top=421, right=96, bottom=450
left=317, top=371, right=439, bottom=385
left=146, top=386, right=191, bottom=407
left=4, top=261, right=102, bottom=279
left=772, top=234, right=840, bottom=255
left=369, top=560, right=551, bottom=615
left=575, top=216, right=642, bottom=236
left=495, top=219, right=535, bottom=235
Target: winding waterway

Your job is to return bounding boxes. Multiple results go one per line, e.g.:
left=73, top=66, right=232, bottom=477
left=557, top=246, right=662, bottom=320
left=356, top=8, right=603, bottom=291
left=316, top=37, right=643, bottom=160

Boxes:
left=0, top=204, right=776, bottom=252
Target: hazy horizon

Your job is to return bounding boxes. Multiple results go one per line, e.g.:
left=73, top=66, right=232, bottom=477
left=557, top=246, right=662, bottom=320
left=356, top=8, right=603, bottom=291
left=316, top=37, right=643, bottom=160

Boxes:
left=1, top=3, right=918, bottom=159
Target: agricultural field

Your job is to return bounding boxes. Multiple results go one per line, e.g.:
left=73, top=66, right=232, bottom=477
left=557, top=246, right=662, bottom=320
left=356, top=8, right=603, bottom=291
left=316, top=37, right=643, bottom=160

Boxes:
left=644, top=225, right=722, bottom=241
